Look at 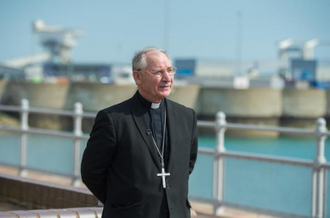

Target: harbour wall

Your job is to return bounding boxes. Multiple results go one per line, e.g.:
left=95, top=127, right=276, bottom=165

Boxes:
left=0, top=81, right=200, bottom=133
left=195, top=87, right=326, bottom=136
left=0, top=81, right=200, bottom=111
left=0, top=80, right=327, bottom=135
left=196, top=87, right=326, bottom=119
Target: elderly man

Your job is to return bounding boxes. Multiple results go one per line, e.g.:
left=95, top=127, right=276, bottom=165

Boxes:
left=81, top=47, right=198, bottom=218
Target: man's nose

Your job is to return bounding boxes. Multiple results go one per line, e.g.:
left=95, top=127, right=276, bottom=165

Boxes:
left=161, top=71, right=171, bottom=81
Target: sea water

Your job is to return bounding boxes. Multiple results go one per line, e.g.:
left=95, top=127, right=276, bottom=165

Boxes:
left=0, top=132, right=329, bottom=216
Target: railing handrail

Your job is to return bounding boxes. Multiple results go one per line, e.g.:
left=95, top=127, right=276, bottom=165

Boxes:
left=0, top=104, right=96, bottom=118
left=0, top=125, right=90, bottom=140
left=1, top=104, right=328, bottom=135
left=200, top=120, right=321, bottom=135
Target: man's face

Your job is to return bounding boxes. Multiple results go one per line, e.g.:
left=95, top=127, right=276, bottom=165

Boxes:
left=133, top=50, right=174, bottom=103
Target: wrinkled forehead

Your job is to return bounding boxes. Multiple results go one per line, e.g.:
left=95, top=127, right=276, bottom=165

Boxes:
left=145, top=50, right=172, bottom=68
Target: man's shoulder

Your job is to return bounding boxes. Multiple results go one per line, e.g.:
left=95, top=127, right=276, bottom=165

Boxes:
left=100, top=97, right=133, bottom=115
left=166, top=98, right=195, bottom=114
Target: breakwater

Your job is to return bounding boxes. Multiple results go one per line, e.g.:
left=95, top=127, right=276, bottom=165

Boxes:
left=0, top=81, right=200, bottom=111
left=0, top=80, right=327, bottom=134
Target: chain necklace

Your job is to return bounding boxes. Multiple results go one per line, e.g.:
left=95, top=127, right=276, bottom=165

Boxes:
left=150, top=107, right=170, bottom=188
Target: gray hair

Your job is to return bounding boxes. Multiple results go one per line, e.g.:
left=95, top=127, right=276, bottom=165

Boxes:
left=132, top=47, right=171, bottom=71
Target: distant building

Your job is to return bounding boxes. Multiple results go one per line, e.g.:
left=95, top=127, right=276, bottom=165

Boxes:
left=290, top=59, right=317, bottom=81
left=175, top=59, right=235, bottom=79
left=42, top=63, right=133, bottom=84
left=0, top=66, right=25, bottom=80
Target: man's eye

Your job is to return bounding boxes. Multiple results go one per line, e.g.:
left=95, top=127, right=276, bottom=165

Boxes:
left=155, top=70, right=163, bottom=74
left=167, top=68, right=173, bottom=72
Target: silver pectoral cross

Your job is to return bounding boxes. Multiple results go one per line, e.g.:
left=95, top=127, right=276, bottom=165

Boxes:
left=157, top=167, right=170, bottom=188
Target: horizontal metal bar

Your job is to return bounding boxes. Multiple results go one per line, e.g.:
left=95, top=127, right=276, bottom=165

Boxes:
left=197, top=148, right=315, bottom=167
left=197, top=120, right=215, bottom=128
left=0, top=104, right=97, bottom=119
left=0, top=105, right=21, bottom=112
left=83, top=112, right=96, bottom=118
left=223, top=150, right=314, bottom=167
left=27, top=107, right=95, bottom=118
left=189, top=196, right=216, bottom=205
left=225, top=123, right=315, bottom=135
left=324, top=163, right=330, bottom=170
left=0, top=125, right=89, bottom=140
left=28, top=107, right=75, bottom=116
left=197, top=120, right=318, bottom=135
left=197, top=147, right=216, bottom=156
left=198, top=147, right=315, bottom=167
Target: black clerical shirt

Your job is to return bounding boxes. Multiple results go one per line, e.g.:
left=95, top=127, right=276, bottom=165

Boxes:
left=137, top=92, right=170, bottom=165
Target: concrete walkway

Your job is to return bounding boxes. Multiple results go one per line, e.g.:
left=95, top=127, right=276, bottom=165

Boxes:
left=0, top=165, right=280, bottom=218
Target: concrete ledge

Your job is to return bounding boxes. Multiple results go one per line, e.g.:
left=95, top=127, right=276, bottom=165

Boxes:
left=0, top=207, right=103, bottom=218
left=0, top=173, right=98, bottom=209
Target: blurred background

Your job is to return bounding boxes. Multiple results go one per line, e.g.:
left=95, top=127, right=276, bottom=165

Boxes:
left=0, top=0, right=330, bottom=217
left=1, top=0, right=330, bottom=63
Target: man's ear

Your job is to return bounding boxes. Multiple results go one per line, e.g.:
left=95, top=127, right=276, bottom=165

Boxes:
left=133, top=70, right=142, bottom=85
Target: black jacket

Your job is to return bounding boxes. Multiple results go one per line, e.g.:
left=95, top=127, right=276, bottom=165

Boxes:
left=81, top=92, right=198, bottom=218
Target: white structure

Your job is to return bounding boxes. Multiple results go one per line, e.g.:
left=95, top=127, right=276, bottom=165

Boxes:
left=33, top=19, right=83, bottom=64
left=278, top=38, right=330, bottom=61
left=303, top=39, right=330, bottom=60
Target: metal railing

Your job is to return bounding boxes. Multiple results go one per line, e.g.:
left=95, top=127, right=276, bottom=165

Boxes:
left=0, top=99, right=94, bottom=186
left=0, top=99, right=329, bottom=218
left=197, top=113, right=329, bottom=218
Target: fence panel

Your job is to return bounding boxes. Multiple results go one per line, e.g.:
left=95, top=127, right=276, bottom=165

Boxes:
left=224, top=157, right=313, bottom=216
left=0, top=131, right=20, bottom=166
left=189, top=153, right=214, bottom=199
left=26, top=135, right=74, bottom=176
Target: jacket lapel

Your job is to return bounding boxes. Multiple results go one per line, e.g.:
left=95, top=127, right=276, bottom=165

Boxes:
left=166, top=99, right=177, bottom=173
left=129, top=93, right=162, bottom=170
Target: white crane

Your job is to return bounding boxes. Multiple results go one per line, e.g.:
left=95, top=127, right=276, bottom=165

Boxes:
left=303, top=39, right=330, bottom=60
left=278, top=38, right=330, bottom=61
left=33, top=19, right=83, bottom=64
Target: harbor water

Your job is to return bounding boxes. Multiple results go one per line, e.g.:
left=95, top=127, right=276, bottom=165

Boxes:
left=0, top=132, right=329, bottom=217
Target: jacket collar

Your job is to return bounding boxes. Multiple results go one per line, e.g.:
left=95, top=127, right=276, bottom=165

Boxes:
left=130, top=92, right=163, bottom=169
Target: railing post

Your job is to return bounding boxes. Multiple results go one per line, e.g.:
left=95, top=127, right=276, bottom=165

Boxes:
left=213, top=111, right=227, bottom=215
left=312, top=118, right=327, bottom=218
left=72, top=102, right=83, bottom=187
left=19, top=99, right=29, bottom=177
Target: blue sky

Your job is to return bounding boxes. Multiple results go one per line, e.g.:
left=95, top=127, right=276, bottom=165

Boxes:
left=0, top=0, right=329, bottom=64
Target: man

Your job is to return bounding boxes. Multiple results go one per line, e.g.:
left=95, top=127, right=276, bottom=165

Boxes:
left=81, top=47, right=198, bottom=218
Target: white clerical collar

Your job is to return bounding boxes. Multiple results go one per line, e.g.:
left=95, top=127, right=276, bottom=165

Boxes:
left=151, top=102, right=161, bottom=109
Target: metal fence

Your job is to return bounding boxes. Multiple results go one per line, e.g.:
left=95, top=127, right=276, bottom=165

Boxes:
left=0, top=99, right=329, bottom=218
